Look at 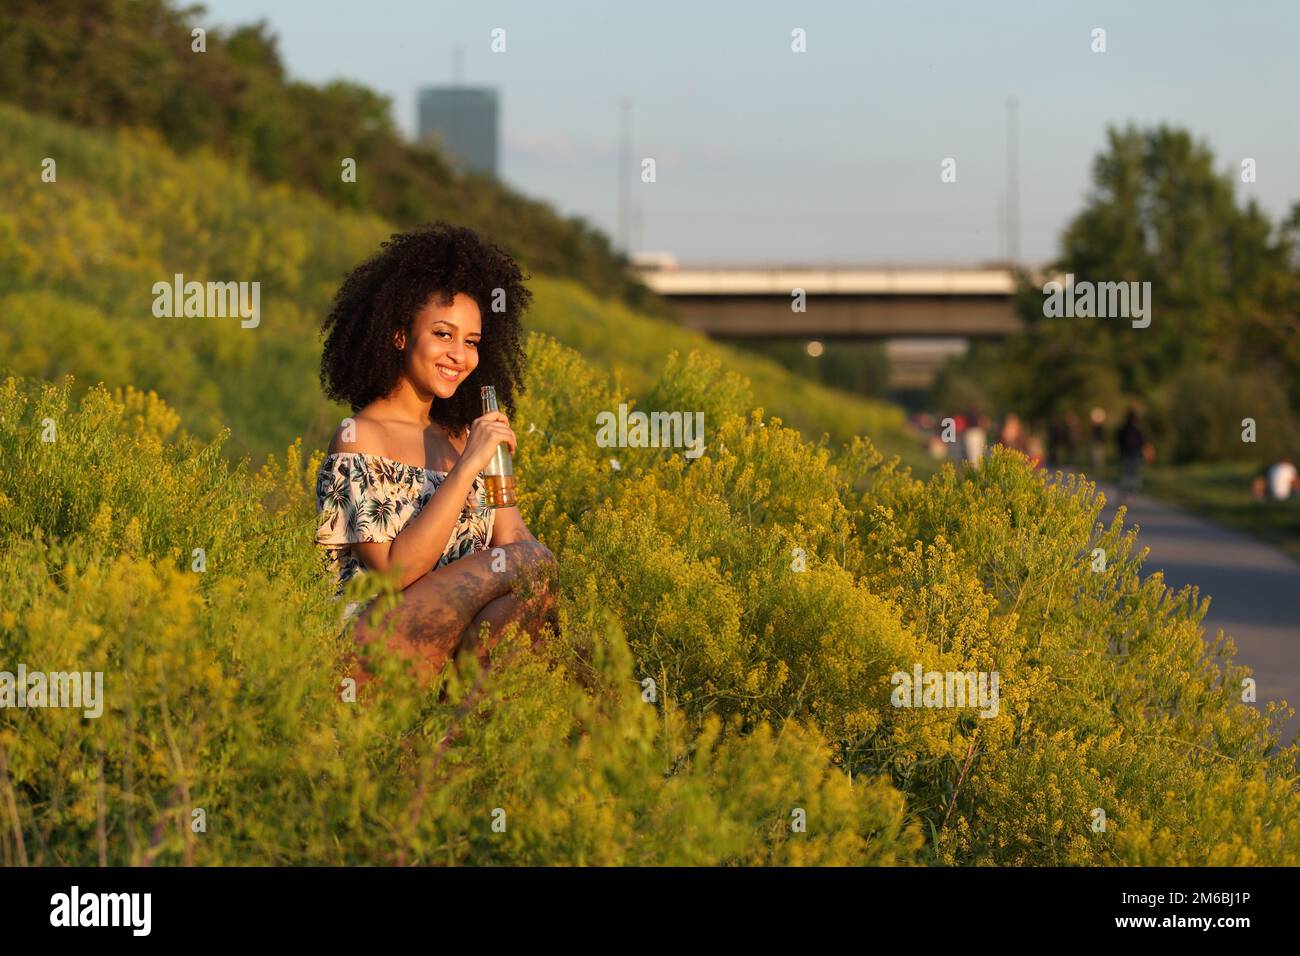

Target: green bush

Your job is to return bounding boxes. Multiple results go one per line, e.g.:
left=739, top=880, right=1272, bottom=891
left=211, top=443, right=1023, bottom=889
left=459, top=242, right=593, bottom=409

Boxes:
left=6, top=328, right=1295, bottom=866
left=2, top=100, right=1297, bottom=867
left=0, top=369, right=921, bottom=865
left=1159, top=361, right=1300, bottom=463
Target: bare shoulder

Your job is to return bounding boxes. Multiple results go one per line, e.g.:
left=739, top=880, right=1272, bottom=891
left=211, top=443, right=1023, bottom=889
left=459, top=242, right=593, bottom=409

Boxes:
left=326, top=410, right=392, bottom=457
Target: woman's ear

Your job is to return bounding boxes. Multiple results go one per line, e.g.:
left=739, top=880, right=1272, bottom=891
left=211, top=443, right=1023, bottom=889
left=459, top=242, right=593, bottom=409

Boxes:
left=393, top=328, right=406, bottom=351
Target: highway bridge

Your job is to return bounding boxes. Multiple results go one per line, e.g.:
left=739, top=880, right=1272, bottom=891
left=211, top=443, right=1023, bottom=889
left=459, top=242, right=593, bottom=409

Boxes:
left=631, top=261, right=1025, bottom=388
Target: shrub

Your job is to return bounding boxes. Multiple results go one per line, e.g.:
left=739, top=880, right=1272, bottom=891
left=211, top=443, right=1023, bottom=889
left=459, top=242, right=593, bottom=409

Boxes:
left=0, top=370, right=921, bottom=865
left=4, top=329, right=1299, bottom=866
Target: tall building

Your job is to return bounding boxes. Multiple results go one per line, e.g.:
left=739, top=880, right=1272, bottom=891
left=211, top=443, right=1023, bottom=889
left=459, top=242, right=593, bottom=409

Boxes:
left=417, top=87, right=499, bottom=177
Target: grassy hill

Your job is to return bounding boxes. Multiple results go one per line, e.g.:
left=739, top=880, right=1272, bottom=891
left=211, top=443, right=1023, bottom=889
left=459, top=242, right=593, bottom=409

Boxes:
left=0, top=102, right=923, bottom=470
left=3, top=101, right=1297, bottom=866
left=0, top=0, right=656, bottom=312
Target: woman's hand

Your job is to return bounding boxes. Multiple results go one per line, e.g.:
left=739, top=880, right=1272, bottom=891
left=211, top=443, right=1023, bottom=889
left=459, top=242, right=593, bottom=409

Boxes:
left=457, top=410, right=517, bottom=474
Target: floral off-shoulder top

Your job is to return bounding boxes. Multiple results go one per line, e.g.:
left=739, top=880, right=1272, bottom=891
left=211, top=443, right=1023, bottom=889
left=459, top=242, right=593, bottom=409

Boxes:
left=315, top=451, right=495, bottom=602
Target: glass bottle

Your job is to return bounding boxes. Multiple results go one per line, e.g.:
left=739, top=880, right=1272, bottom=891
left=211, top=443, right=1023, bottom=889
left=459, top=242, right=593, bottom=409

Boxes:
left=479, top=385, right=517, bottom=508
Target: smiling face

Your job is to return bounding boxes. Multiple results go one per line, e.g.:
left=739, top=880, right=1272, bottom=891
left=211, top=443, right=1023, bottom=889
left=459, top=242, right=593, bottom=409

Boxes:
left=395, top=291, right=482, bottom=401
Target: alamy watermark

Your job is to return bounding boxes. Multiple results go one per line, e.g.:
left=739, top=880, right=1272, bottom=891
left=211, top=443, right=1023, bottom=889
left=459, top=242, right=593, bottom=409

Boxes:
left=595, top=403, right=705, bottom=459
left=0, top=665, right=103, bottom=719
left=1042, top=273, right=1151, bottom=329
left=50, top=886, right=150, bottom=936
left=152, top=273, right=260, bottom=328
left=891, top=664, right=999, bottom=718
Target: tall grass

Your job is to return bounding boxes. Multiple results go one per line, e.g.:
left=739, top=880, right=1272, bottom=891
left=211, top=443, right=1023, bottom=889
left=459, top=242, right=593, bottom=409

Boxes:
left=1, top=330, right=1296, bottom=865
left=2, top=99, right=1295, bottom=867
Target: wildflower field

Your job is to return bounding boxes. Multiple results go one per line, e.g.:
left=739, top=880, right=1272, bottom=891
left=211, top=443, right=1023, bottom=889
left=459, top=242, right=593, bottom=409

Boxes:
left=1, top=104, right=1298, bottom=866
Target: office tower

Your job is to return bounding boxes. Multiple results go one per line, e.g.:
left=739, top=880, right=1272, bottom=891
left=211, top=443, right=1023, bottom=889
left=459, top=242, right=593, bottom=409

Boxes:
left=417, top=86, right=499, bottom=177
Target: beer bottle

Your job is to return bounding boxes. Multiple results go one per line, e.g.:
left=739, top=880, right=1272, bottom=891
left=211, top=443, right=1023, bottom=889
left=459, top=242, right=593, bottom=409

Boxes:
left=479, top=385, right=517, bottom=508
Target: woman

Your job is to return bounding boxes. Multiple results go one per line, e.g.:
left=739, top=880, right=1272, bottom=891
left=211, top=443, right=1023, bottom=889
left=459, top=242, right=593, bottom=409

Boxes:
left=315, top=223, right=556, bottom=685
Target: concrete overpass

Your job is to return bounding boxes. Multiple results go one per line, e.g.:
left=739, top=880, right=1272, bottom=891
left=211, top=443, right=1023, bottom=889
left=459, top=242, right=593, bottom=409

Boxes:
left=632, top=264, right=1022, bottom=338
left=631, top=262, right=1025, bottom=388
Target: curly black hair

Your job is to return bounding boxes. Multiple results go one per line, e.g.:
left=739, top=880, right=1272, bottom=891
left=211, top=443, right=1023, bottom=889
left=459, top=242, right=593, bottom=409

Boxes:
left=319, top=222, right=532, bottom=435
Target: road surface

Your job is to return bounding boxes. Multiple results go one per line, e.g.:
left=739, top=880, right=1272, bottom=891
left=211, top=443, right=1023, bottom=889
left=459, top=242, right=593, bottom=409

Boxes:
left=1096, top=483, right=1300, bottom=749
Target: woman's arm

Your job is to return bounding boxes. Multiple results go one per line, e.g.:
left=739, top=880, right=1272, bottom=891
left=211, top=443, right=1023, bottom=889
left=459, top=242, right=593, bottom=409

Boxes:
left=336, top=414, right=514, bottom=590
left=489, top=504, right=538, bottom=547
left=352, top=461, right=480, bottom=590
left=489, top=505, right=556, bottom=586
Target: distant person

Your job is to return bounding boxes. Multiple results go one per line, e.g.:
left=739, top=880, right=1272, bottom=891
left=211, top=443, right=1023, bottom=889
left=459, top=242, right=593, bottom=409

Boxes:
left=1252, top=458, right=1299, bottom=502
left=1116, top=409, right=1147, bottom=498
left=1048, top=414, right=1067, bottom=468
left=999, top=413, right=1027, bottom=454
left=1048, top=413, right=1078, bottom=469
left=962, top=408, right=988, bottom=467
left=945, top=412, right=967, bottom=465
left=1088, top=407, right=1107, bottom=475
left=1026, top=432, right=1046, bottom=469
left=1063, top=411, right=1081, bottom=467
left=1268, top=459, right=1299, bottom=501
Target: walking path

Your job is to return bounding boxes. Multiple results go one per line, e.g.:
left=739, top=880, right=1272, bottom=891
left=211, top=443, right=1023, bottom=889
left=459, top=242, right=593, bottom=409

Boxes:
left=1096, top=483, right=1300, bottom=748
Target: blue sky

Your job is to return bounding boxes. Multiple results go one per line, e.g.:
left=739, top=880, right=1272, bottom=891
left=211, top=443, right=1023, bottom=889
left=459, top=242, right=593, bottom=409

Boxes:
left=201, top=0, right=1300, bottom=266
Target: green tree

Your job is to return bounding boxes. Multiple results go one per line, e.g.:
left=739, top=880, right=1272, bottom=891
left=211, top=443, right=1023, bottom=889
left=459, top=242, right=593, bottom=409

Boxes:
left=941, top=125, right=1300, bottom=462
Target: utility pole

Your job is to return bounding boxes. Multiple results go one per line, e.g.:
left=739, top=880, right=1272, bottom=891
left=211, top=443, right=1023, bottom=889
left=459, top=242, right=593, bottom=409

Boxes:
left=1007, top=96, right=1020, bottom=266
left=618, top=97, right=632, bottom=255
left=997, top=192, right=1006, bottom=263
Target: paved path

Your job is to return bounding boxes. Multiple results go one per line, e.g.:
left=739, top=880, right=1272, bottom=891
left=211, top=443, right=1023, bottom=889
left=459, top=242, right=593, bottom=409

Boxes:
left=1096, top=483, right=1300, bottom=748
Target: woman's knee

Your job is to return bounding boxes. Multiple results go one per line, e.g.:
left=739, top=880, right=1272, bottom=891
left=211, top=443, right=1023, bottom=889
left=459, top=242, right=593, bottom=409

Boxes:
left=498, top=540, right=556, bottom=581
left=499, top=538, right=554, bottom=565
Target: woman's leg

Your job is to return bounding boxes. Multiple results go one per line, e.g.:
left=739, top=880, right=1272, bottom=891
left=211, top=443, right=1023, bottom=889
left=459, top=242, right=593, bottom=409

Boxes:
left=458, top=566, right=557, bottom=662
left=349, top=540, right=554, bottom=686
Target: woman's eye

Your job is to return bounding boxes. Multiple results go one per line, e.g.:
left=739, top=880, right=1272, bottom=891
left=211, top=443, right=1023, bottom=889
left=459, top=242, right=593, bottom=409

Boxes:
left=433, top=331, right=477, bottom=347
